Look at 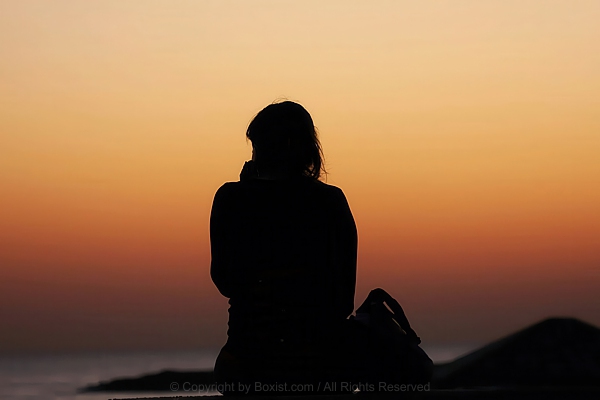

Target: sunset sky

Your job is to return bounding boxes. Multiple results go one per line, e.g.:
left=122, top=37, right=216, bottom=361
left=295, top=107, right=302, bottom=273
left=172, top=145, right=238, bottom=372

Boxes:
left=1, top=0, right=599, bottom=354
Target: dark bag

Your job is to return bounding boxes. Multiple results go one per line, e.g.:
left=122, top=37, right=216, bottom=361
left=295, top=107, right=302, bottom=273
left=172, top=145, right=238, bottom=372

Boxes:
left=353, top=288, right=433, bottom=384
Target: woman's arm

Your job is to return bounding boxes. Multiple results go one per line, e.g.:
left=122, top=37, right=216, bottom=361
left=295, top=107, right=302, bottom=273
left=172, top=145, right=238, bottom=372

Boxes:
left=331, top=187, right=358, bottom=319
left=210, top=184, right=237, bottom=298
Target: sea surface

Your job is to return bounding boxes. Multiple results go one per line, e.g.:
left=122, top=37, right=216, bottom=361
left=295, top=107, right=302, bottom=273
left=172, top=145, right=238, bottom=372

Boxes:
left=0, top=344, right=477, bottom=400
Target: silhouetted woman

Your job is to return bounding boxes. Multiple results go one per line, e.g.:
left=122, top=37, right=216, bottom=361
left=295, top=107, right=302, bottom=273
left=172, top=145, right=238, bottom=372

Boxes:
left=210, top=101, right=431, bottom=394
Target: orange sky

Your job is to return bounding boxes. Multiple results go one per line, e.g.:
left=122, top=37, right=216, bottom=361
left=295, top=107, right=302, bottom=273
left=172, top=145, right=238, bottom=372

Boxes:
left=1, top=0, right=599, bottom=354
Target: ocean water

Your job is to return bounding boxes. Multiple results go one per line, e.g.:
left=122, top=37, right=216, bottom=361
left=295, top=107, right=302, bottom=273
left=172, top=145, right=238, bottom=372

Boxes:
left=0, top=344, right=476, bottom=400
left=0, top=349, right=220, bottom=400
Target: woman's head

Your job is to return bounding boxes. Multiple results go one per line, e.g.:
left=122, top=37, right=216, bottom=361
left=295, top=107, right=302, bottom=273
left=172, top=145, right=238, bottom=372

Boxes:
left=246, top=101, right=325, bottom=180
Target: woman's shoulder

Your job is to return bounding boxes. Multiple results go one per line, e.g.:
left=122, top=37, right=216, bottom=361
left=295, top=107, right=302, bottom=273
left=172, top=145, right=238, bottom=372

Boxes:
left=215, top=181, right=238, bottom=193
left=311, top=179, right=347, bottom=197
left=213, top=181, right=243, bottom=202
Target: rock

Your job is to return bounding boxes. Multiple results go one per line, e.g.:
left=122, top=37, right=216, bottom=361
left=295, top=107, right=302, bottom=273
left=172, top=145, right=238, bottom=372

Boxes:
left=80, top=369, right=214, bottom=392
left=433, top=318, right=600, bottom=388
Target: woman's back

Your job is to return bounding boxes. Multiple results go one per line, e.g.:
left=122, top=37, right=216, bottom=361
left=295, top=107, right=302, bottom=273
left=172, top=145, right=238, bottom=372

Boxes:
left=210, top=175, right=357, bottom=356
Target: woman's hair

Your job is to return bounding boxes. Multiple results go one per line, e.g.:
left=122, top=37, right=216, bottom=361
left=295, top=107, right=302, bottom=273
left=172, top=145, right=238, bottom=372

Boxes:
left=246, top=101, right=325, bottom=180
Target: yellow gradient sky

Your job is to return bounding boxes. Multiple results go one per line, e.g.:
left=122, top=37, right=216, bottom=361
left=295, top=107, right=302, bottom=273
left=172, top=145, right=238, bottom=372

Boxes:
left=1, top=0, right=599, bottom=353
